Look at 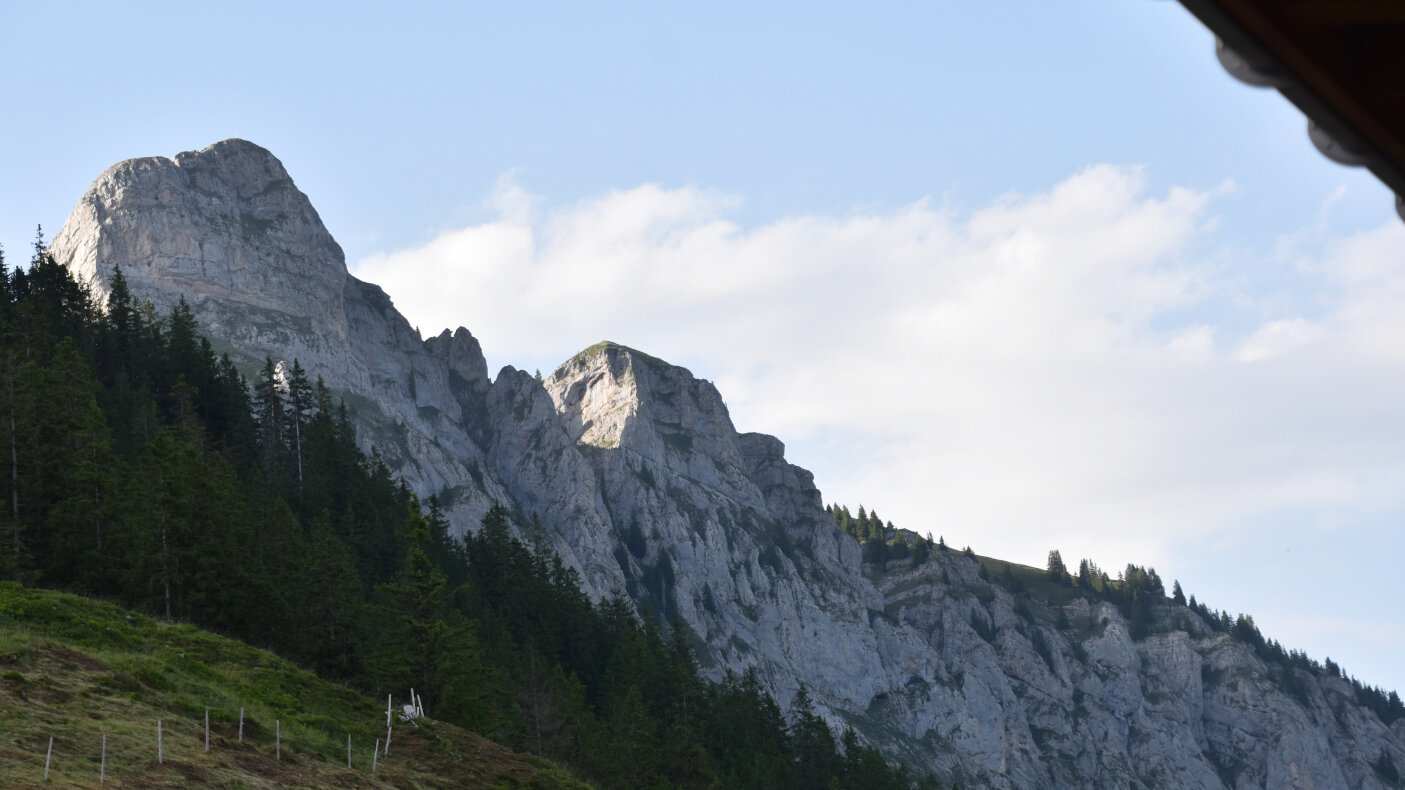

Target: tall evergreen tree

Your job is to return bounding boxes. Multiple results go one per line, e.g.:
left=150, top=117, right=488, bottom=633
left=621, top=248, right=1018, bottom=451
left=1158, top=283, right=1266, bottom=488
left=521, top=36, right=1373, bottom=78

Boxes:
left=252, top=356, right=286, bottom=474
left=285, top=359, right=313, bottom=489
left=789, top=685, right=838, bottom=790
left=299, top=510, right=366, bottom=677
left=377, top=498, right=489, bottom=729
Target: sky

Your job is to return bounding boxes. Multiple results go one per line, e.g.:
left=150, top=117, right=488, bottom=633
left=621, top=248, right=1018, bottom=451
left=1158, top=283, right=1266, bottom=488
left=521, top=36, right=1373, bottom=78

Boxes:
left=3, top=2, right=1403, bottom=694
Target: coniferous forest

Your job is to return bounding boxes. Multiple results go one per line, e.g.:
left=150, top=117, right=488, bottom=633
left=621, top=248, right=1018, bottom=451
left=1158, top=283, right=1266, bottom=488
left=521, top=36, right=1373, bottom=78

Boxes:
left=0, top=237, right=929, bottom=788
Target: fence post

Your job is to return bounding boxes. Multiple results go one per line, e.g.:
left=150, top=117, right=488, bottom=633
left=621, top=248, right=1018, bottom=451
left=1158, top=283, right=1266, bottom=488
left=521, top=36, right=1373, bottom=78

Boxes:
left=347, top=733, right=352, bottom=768
left=205, top=709, right=210, bottom=752
left=43, top=735, right=53, bottom=781
left=372, top=739, right=379, bottom=772
left=276, top=719, right=281, bottom=761
left=385, top=724, right=391, bottom=755
left=158, top=720, right=164, bottom=764
left=101, top=733, right=106, bottom=784
left=238, top=707, right=244, bottom=743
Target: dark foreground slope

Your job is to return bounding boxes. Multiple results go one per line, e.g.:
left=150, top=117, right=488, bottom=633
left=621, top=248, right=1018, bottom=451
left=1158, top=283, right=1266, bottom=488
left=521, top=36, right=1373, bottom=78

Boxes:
left=0, top=582, right=587, bottom=790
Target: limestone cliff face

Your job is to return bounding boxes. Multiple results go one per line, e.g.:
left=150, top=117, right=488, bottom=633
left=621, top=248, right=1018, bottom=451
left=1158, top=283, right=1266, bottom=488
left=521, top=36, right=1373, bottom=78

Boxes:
left=869, top=553, right=1405, bottom=789
left=48, top=139, right=513, bottom=543
left=47, top=141, right=1405, bottom=789
left=542, top=344, right=884, bottom=705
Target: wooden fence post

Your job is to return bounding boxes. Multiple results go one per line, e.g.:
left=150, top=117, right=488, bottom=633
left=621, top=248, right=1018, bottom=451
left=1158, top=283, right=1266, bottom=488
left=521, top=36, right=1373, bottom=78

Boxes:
left=372, top=739, right=379, bottom=772
left=158, top=720, right=164, bottom=764
left=43, top=735, right=53, bottom=781
left=205, top=709, right=210, bottom=752
left=101, top=733, right=106, bottom=784
left=347, top=733, right=352, bottom=768
left=276, top=719, right=281, bottom=761
left=238, top=707, right=244, bottom=743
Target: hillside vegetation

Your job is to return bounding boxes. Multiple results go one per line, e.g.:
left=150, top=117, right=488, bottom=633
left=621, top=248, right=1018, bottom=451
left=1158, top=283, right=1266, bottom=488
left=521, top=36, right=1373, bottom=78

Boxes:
left=0, top=582, right=586, bottom=789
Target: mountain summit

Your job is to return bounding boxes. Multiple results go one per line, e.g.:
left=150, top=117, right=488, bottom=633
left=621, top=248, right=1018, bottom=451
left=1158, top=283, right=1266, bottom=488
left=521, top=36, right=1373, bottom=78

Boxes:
left=51, top=139, right=504, bottom=516
left=54, top=139, right=349, bottom=335
left=48, top=141, right=1405, bottom=788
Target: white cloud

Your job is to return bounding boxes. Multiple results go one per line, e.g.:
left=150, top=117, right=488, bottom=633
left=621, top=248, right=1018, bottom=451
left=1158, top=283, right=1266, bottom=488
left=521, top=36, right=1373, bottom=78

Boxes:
left=352, top=168, right=1405, bottom=598
left=1233, top=318, right=1321, bottom=362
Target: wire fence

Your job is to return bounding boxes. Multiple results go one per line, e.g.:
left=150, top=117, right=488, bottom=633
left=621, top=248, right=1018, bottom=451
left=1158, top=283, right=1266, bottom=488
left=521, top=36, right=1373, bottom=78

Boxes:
left=0, top=701, right=411, bottom=785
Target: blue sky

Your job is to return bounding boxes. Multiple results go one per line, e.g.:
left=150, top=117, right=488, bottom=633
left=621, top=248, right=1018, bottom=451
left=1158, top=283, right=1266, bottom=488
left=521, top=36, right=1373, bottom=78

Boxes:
left=4, top=2, right=1403, bottom=694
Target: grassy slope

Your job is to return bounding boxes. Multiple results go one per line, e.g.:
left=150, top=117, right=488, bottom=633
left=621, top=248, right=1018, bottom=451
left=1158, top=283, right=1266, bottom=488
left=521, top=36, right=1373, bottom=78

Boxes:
left=0, top=582, right=589, bottom=790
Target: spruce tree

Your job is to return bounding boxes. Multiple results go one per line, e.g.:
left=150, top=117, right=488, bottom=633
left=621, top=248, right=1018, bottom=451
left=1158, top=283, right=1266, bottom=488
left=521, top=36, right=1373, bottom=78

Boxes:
left=378, top=498, right=488, bottom=727
left=789, top=685, right=838, bottom=789
left=252, top=357, right=286, bottom=474
left=285, top=359, right=313, bottom=488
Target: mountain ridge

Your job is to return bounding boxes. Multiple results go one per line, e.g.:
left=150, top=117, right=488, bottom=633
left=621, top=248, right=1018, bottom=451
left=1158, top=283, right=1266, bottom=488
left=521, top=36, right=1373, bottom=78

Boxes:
left=46, top=139, right=1405, bottom=789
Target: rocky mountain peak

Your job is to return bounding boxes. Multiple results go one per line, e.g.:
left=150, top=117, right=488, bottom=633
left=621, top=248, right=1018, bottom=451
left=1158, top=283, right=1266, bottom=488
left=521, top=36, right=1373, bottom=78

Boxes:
left=548, top=342, right=734, bottom=444
left=172, top=138, right=295, bottom=199
left=546, top=341, right=647, bottom=448
left=49, top=138, right=348, bottom=339
left=425, top=327, right=490, bottom=390
left=46, top=141, right=506, bottom=529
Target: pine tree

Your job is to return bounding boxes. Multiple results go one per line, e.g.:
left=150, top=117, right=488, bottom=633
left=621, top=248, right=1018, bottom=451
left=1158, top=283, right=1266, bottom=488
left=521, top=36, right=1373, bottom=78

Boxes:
left=913, top=535, right=931, bottom=565
left=0, top=343, right=38, bottom=581
left=105, top=265, right=136, bottom=347
left=0, top=243, right=10, bottom=317
left=285, top=359, right=313, bottom=489
left=300, top=511, right=366, bottom=677
left=252, top=357, right=286, bottom=474
left=39, top=347, right=118, bottom=590
left=377, top=498, right=488, bottom=727
left=604, top=685, right=663, bottom=789
left=789, top=685, right=838, bottom=789
left=662, top=620, right=711, bottom=788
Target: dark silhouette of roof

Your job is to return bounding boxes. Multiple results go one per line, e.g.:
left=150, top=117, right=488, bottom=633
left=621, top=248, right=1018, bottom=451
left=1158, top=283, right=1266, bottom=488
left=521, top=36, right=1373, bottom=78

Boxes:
left=1178, top=0, right=1405, bottom=220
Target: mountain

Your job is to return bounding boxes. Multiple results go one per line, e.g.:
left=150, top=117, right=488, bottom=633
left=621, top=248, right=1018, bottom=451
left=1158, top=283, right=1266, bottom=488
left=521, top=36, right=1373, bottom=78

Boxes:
left=49, top=139, right=1405, bottom=789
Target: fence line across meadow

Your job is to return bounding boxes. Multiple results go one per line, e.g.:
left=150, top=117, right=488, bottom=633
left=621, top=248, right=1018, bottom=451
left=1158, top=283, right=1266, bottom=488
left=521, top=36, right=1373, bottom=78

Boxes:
left=0, top=691, right=424, bottom=785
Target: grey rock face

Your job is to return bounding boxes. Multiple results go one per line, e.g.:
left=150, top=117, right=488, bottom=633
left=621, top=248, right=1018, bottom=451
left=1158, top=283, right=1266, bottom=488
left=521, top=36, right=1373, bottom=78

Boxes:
left=48, top=141, right=1404, bottom=789
left=873, top=554, right=1405, bottom=788
left=49, top=139, right=510, bottom=533
left=542, top=344, right=885, bottom=707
